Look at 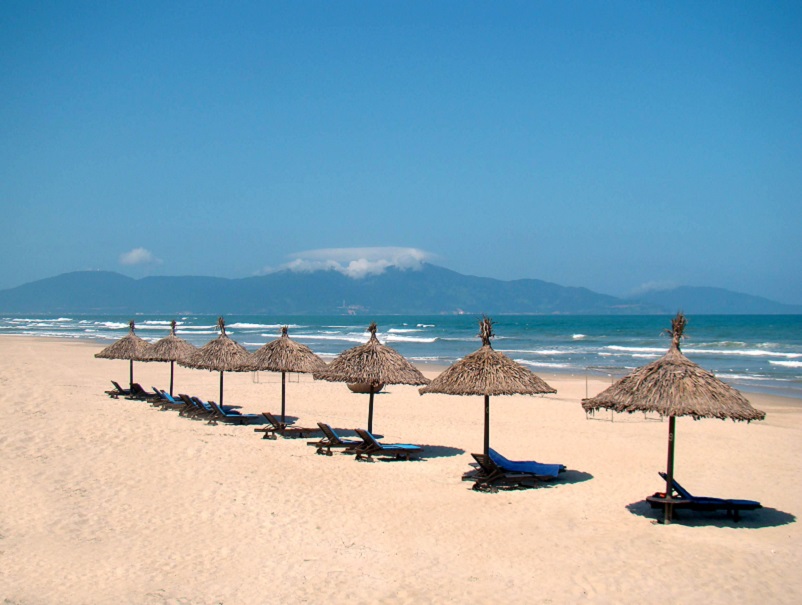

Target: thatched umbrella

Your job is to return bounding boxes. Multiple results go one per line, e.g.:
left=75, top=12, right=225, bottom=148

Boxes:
left=179, top=317, right=252, bottom=408
left=143, top=320, right=197, bottom=396
left=313, top=322, right=430, bottom=433
left=420, top=316, right=556, bottom=459
left=249, top=326, right=327, bottom=423
left=95, top=320, right=151, bottom=389
left=582, top=312, right=765, bottom=523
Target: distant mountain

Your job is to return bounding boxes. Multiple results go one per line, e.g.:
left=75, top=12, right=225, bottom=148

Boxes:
left=0, top=266, right=797, bottom=315
left=0, top=265, right=655, bottom=315
left=628, top=286, right=802, bottom=315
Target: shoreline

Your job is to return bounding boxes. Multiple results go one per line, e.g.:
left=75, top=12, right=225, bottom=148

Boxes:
left=5, top=333, right=801, bottom=404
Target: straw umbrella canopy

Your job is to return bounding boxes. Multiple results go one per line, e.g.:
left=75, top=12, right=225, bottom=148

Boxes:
left=249, top=326, right=327, bottom=423
left=420, top=316, right=556, bottom=459
left=94, top=320, right=151, bottom=389
left=142, top=320, right=197, bottom=396
left=313, top=322, right=430, bottom=433
left=581, top=312, right=765, bottom=523
left=179, top=317, right=252, bottom=408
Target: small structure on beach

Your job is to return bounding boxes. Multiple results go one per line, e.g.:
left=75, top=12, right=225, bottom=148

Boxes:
left=142, top=320, right=197, bottom=396
left=249, top=326, right=327, bottom=423
left=420, top=316, right=556, bottom=459
left=95, top=320, right=151, bottom=389
left=314, top=322, right=430, bottom=433
left=582, top=312, right=765, bottom=523
left=179, top=317, right=252, bottom=408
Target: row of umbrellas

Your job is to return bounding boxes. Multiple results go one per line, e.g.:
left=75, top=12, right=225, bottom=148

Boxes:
left=97, top=313, right=765, bottom=523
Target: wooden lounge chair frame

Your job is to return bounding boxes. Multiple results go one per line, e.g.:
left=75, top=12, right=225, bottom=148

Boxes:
left=254, top=412, right=321, bottom=440
left=308, top=423, right=362, bottom=456
left=124, top=383, right=157, bottom=401
left=208, top=401, right=260, bottom=425
left=353, top=428, right=422, bottom=462
left=464, top=453, right=540, bottom=492
left=105, top=380, right=131, bottom=399
left=646, top=472, right=762, bottom=522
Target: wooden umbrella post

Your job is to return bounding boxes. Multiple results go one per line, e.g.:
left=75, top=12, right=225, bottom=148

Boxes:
left=664, top=416, right=676, bottom=524
left=219, top=371, right=225, bottom=408
left=129, top=359, right=134, bottom=390
left=169, top=360, right=175, bottom=397
left=367, top=384, right=375, bottom=434
left=281, top=371, right=287, bottom=423
left=484, top=394, right=491, bottom=459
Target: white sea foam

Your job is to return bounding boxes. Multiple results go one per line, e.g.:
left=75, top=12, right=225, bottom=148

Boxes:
left=417, top=324, right=435, bottom=328
left=291, top=333, right=369, bottom=344
left=498, top=348, right=573, bottom=356
left=388, top=328, right=422, bottom=333
left=769, top=360, right=802, bottom=368
left=384, top=334, right=437, bottom=344
left=572, top=334, right=586, bottom=340
left=516, top=359, right=573, bottom=370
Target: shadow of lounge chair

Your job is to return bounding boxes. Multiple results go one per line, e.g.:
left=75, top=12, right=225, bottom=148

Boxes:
left=254, top=412, right=322, bottom=440
left=308, top=423, right=362, bottom=456
left=353, top=428, right=422, bottom=462
left=646, top=472, right=762, bottom=522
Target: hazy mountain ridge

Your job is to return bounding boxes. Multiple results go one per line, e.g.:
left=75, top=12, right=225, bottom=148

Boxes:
left=0, top=265, right=798, bottom=315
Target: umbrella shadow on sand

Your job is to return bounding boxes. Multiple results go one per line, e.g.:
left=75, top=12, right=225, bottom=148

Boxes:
left=625, top=500, right=796, bottom=528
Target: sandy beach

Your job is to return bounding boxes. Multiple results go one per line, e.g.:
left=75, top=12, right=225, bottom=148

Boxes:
left=1, top=335, right=800, bottom=604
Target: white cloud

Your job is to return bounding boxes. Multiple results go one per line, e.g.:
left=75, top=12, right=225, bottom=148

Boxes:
left=119, top=247, right=162, bottom=266
left=262, top=247, right=434, bottom=279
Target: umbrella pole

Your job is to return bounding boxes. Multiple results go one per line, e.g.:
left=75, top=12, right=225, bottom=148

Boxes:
left=219, top=371, right=224, bottom=408
left=170, top=360, right=175, bottom=397
left=281, top=371, right=287, bottom=424
left=484, top=394, right=490, bottom=459
left=664, top=416, right=676, bottom=524
left=367, top=385, right=375, bottom=434
left=129, top=360, right=134, bottom=389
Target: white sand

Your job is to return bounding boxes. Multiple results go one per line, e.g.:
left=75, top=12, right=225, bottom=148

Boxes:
left=1, top=336, right=800, bottom=604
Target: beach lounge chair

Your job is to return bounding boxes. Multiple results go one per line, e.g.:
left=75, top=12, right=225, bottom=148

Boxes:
left=207, top=401, right=260, bottom=425
left=487, top=448, right=566, bottom=479
left=151, top=389, right=186, bottom=411
left=465, top=453, right=540, bottom=492
left=308, top=423, right=362, bottom=456
left=353, top=428, right=422, bottom=461
left=254, top=412, right=322, bottom=440
left=647, top=472, right=762, bottom=521
left=125, top=383, right=157, bottom=401
left=178, top=394, right=215, bottom=420
left=105, top=380, right=131, bottom=398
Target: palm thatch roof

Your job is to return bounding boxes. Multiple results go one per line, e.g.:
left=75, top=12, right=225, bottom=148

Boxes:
left=144, top=320, right=196, bottom=363
left=314, top=323, right=429, bottom=387
left=180, top=317, right=252, bottom=372
left=250, top=326, right=326, bottom=373
left=95, top=320, right=151, bottom=361
left=582, top=313, right=765, bottom=422
left=420, top=317, right=555, bottom=396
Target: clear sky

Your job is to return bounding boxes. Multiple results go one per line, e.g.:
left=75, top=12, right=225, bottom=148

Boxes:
left=2, top=1, right=801, bottom=303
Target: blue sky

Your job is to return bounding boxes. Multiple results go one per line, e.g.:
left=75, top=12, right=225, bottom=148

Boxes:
left=2, top=1, right=801, bottom=303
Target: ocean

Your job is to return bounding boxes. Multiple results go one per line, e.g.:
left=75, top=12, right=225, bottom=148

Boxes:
left=3, top=314, right=801, bottom=399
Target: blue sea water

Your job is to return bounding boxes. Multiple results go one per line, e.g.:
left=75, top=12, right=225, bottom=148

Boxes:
left=2, top=314, right=801, bottom=399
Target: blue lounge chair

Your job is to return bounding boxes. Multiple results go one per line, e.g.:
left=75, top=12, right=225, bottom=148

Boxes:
left=353, top=428, right=422, bottom=461
left=151, top=389, right=186, bottom=411
left=208, top=401, right=260, bottom=425
left=647, top=472, right=762, bottom=521
left=488, top=448, right=565, bottom=479
left=465, top=453, right=540, bottom=492
left=254, top=412, right=321, bottom=439
left=105, top=380, right=131, bottom=398
left=308, top=423, right=362, bottom=456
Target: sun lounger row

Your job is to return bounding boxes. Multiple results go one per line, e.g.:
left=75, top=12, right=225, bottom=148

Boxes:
left=145, top=387, right=260, bottom=425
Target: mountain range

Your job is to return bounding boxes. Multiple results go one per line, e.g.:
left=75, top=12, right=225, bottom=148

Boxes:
left=0, top=265, right=799, bottom=315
